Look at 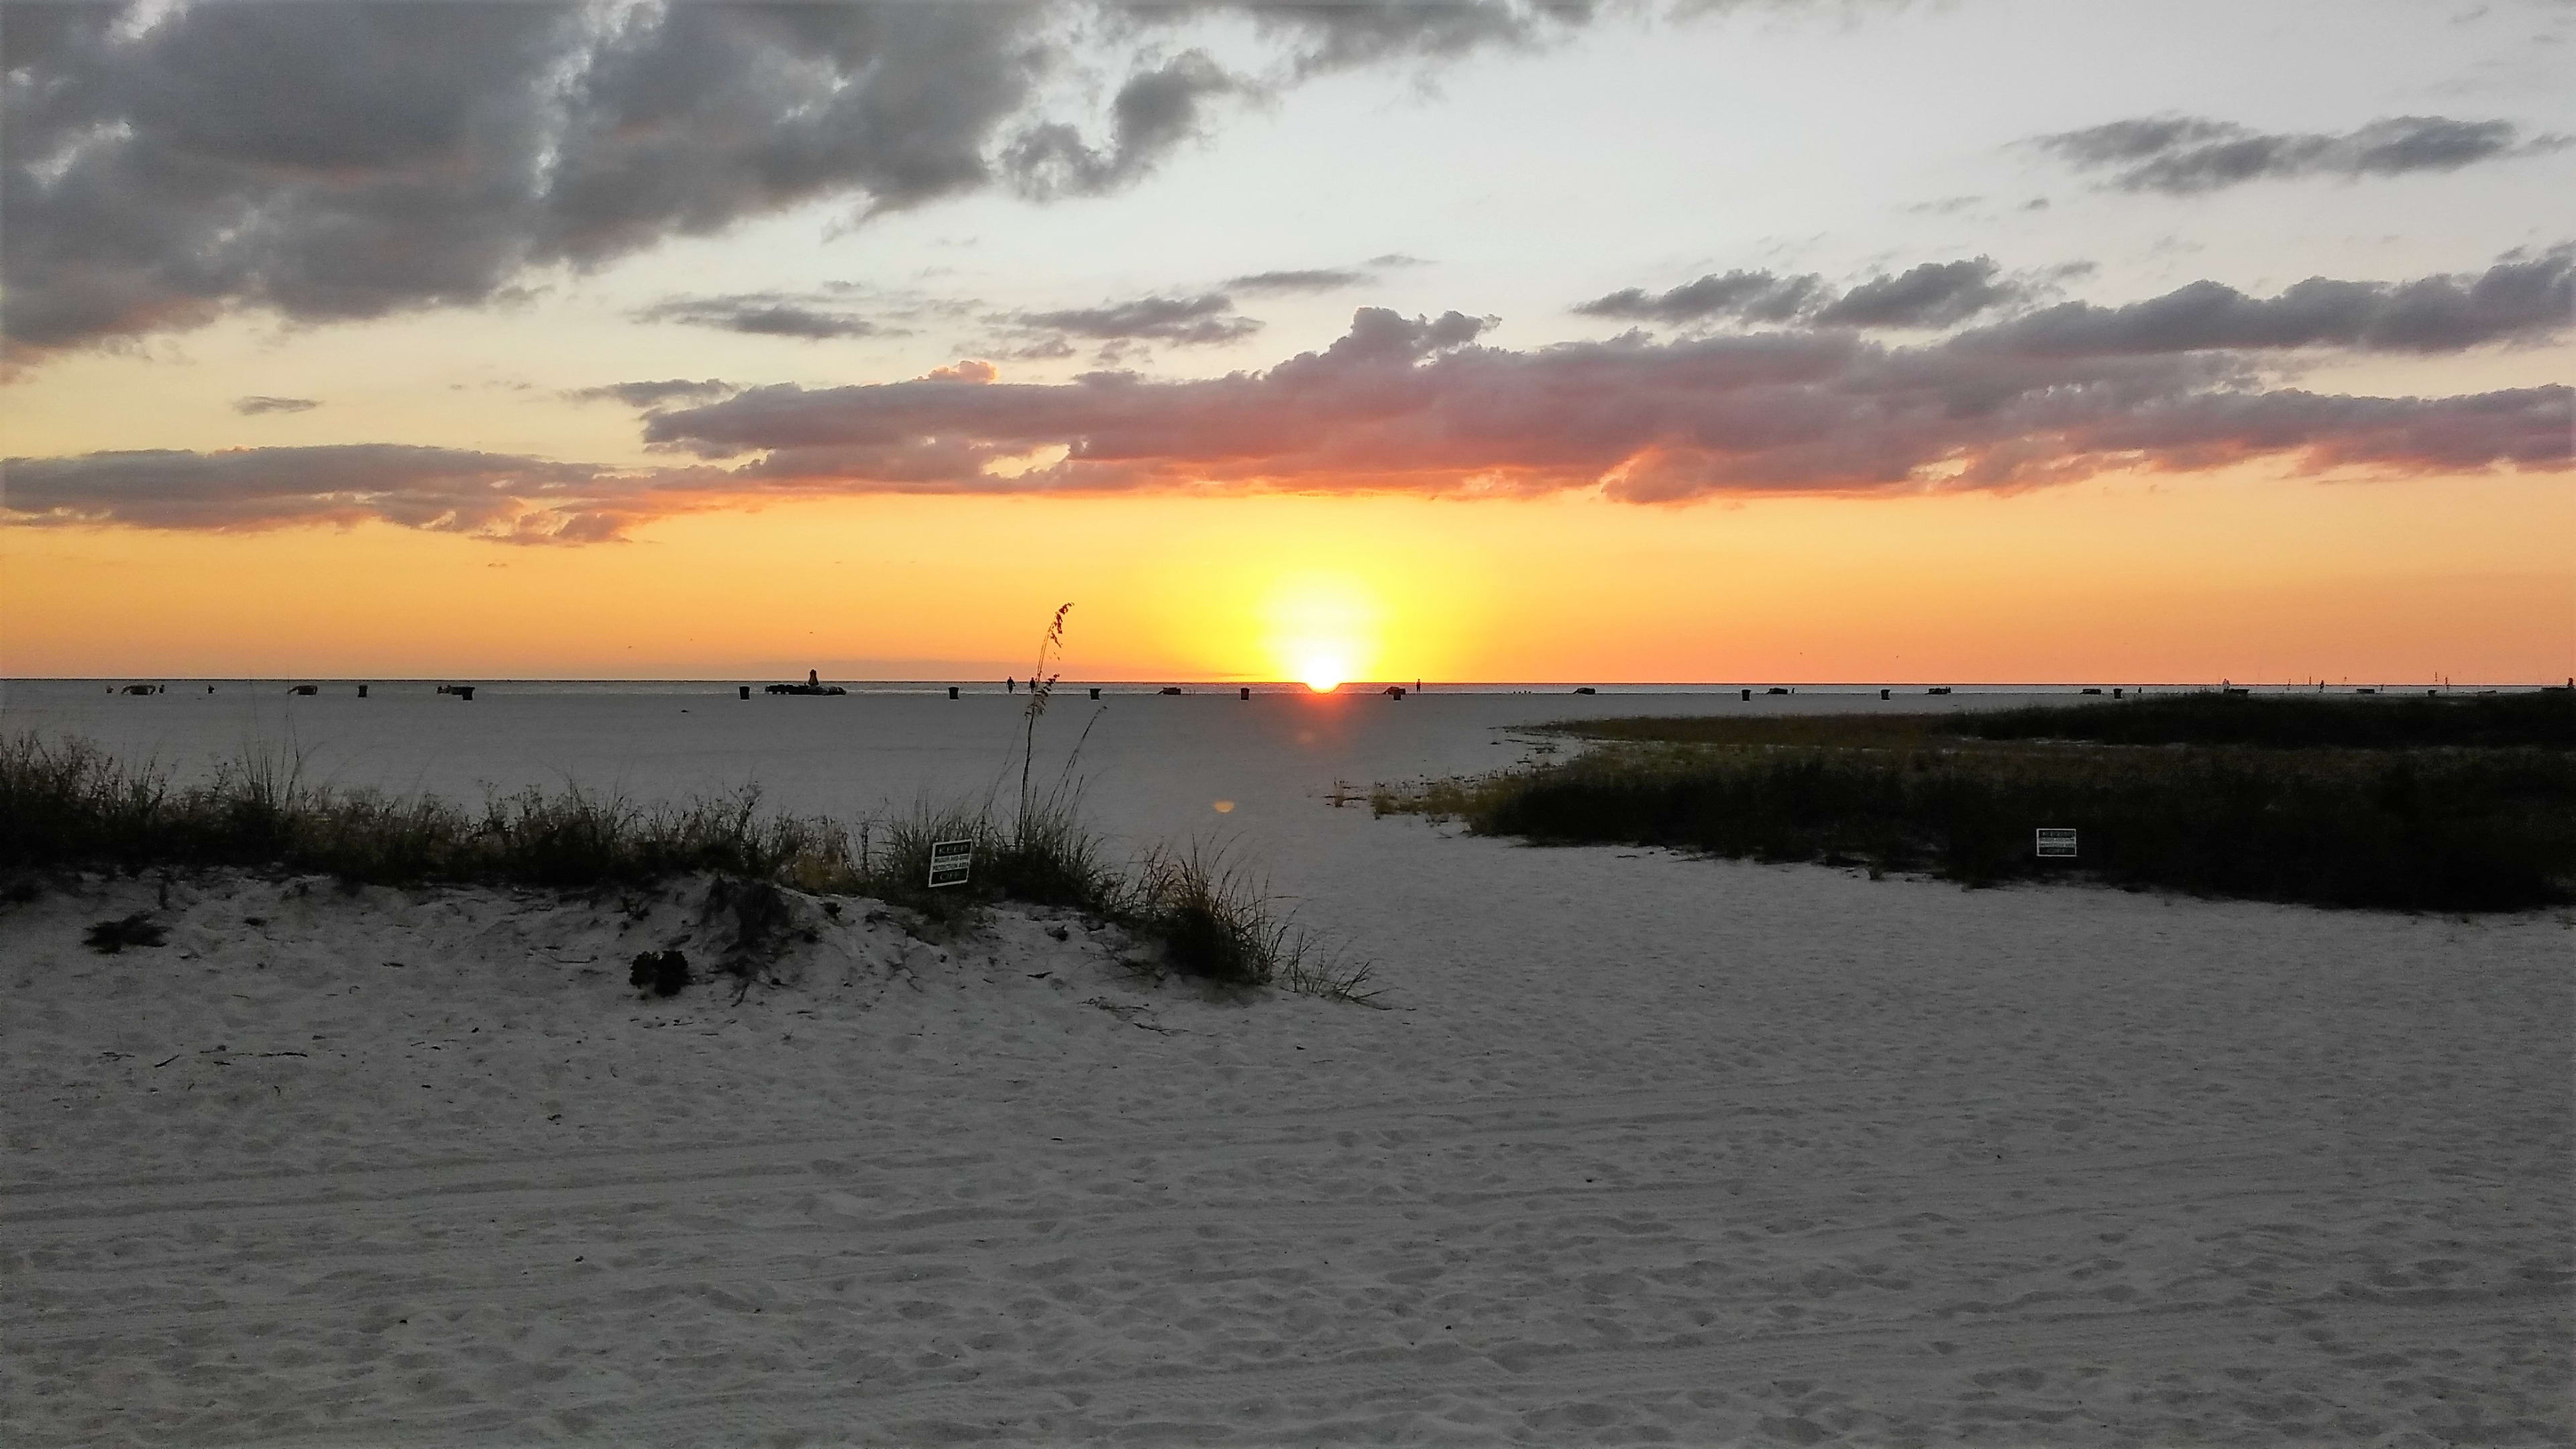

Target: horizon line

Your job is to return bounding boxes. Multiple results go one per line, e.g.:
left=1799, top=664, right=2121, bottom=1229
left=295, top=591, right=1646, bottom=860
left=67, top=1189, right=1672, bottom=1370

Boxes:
left=10, top=677, right=2566, bottom=691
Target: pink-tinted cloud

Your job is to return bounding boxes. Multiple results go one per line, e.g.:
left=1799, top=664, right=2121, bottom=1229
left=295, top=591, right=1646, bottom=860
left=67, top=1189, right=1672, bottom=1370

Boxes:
left=9, top=303, right=2567, bottom=543
left=641, top=306, right=2569, bottom=504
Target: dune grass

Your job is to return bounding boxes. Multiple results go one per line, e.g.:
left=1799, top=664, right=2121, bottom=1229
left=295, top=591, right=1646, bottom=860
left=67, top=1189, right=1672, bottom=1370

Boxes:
left=0, top=733, right=858, bottom=890
left=1552, top=688, right=2575, bottom=753
left=1962, top=690, right=2575, bottom=750
left=0, top=731, right=1371, bottom=1000
left=1378, top=694, right=2576, bottom=912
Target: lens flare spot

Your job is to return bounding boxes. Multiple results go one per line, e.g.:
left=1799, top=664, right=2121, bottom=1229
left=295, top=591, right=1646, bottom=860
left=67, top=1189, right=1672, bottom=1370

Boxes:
left=1212, top=800, right=1235, bottom=813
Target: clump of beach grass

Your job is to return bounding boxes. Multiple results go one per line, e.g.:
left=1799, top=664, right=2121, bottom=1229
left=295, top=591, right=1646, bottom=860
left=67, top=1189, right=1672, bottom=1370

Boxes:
left=1119, top=844, right=1378, bottom=1002
left=1128, top=845, right=1276, bottom=987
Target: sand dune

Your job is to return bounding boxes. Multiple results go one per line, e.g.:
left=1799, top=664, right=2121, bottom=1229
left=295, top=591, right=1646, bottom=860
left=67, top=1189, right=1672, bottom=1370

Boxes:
left=7, top=831, right=2567, bottom=1444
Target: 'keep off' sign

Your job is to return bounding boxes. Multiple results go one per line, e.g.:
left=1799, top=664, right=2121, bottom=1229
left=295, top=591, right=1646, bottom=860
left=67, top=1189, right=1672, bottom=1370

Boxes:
left=928, top=839, right=974, bottom=888
left=2034, top=828, right=2078, bottom=859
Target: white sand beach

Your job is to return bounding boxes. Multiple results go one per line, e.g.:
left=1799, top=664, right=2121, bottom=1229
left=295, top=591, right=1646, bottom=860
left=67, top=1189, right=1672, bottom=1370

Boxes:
left=3, top=684, right=2569, bottom=1445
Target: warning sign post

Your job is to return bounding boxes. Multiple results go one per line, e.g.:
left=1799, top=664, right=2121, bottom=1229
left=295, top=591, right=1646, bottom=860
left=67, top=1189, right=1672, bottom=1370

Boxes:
left=928, top=839, right=974, bottom=888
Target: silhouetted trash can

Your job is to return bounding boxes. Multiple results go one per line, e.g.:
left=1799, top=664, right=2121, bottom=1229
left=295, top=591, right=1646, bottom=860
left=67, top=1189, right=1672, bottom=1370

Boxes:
left=1741, top=689, right=1751, bottom=701
left=948, top=686, right=959, bottom=699
left=739, top=685, right=751, bottom=700
left=1240, top=687, right=1250, bottom=700
left=1089, top=688, right=1100, bottom=700
left=1880, top=688, right=1890, bottom=700
left=358, top=684, right=369, bottom=698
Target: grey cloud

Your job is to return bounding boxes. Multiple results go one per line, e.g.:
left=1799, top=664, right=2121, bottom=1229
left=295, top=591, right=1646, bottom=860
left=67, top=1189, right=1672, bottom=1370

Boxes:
left=1226, top=1, right=1598, bottom=78
left=3, top=2, right=1593, bottom=362
left=1001, top=50, right=1242, bottom=199
left=1812, top=260, right=2023, bottom=329
left=1575, top=269, right=1825, bottom=325
left=2037, top=113, right=2569, bottom=194
left=1011, top=292, right=1261, bottom=346
left=233, top=396, right=320, bottom=416
left=1575, top=250, right=2572, bottom=352
left=635, top=295, right=885, bottom=340
left=1576, top=259, right=2023, bottom=329
left=995, top=335, right=1082, bottom=362
left=567, top=379, right=737, bottom=409
left=1223, top=268, right=1372, bottom=294
left=1961, top=246, right=2573, bottom=357
left=0, top=443, right=682, bottom=543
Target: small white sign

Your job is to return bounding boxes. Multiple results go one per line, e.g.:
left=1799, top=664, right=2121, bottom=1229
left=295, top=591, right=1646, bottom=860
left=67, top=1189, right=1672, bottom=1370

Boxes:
left=927, top=838, right=974, bottom=888
left=2035, top=827, right=2078, bottom=859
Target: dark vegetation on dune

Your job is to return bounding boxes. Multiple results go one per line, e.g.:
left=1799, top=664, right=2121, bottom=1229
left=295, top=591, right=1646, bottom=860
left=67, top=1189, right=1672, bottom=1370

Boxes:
left=1, top=732, right=1373, bottom=1002
left=1377, top=692, right=2576, bottom=912
left=1562, top=690, right=2576, bottom=752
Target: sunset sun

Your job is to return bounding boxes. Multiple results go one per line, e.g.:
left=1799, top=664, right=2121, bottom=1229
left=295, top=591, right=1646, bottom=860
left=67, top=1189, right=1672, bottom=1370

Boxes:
left=1262, top=574, right=1381, bottom=694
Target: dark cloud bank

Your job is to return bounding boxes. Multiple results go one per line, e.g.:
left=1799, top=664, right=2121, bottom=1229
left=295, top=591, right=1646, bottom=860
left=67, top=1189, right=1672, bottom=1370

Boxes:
left=2037, top=114, right=2569, bottom=194
left=14, top=255, right=2567, bottom=542
left=3, top=0, right=1587, bottom=360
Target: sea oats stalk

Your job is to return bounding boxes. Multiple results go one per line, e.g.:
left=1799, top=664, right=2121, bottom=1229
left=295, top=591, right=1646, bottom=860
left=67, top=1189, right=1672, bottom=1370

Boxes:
left=1018, top=602, right=1073, bottom=835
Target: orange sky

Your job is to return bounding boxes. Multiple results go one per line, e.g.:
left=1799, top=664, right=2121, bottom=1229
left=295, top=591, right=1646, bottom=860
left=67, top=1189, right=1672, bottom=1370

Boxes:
left=9, top=463, right=2568, bottom=684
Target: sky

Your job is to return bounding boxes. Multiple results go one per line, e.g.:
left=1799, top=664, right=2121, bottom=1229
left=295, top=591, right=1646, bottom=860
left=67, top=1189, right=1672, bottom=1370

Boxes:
left=3, top=0, right=2570, bottom=684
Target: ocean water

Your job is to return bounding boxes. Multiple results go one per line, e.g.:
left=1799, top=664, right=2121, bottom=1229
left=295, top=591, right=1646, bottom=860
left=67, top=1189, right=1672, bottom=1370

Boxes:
left=0, top=678, right=2108, bottom=885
